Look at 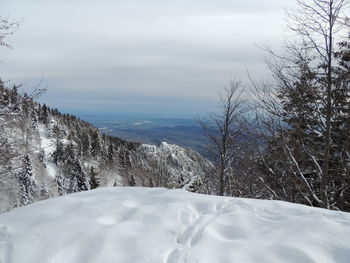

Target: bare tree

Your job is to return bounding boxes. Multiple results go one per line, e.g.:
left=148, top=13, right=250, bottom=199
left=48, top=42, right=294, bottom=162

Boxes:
left=0, top=17, right=19, bottom=48
left=289, top=0, right=349, bottom=208
left=253, top=0, right=350, bottom=210
left=199, top=80, right=246, bottom=196
left=0, top=15, right=20, bottom=171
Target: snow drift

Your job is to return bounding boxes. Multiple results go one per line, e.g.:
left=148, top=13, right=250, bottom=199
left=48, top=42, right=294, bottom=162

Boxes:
left=0, top=187, right=349, bottom=263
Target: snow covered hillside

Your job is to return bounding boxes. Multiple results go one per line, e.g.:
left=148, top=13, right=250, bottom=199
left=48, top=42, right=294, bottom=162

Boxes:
left=136, top=142, right=211, bottom=191
left=0, top=188, right=349, bottom=263
left=0, top=84, right=211, bottom=213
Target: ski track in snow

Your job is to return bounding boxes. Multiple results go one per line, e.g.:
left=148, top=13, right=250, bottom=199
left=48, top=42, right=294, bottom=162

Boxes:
left=0, top=187, right=350, bottom=263
left=166, top=201, right=230, bottom=263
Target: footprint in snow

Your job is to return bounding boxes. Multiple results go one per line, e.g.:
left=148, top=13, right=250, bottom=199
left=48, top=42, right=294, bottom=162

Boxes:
left=122, top=200, right=139, bottom=208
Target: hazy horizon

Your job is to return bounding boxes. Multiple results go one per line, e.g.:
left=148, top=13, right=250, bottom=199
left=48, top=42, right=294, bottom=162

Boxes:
left=2, top=0, right=295, bottom=117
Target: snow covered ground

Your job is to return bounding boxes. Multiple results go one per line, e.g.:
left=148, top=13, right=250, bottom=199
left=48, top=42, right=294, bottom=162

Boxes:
left=0, top=187, right=349, bottom=263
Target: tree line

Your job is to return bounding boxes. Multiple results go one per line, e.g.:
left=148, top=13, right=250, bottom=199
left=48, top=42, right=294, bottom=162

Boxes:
left=201, top=0, right=350, bottom=211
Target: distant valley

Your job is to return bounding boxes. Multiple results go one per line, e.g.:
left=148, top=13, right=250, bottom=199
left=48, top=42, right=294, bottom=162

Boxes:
left=80, top=115, right=209, bottom=156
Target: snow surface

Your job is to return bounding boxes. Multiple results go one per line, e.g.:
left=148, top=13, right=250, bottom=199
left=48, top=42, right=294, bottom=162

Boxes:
left=0, top=187, right=349, bottom=263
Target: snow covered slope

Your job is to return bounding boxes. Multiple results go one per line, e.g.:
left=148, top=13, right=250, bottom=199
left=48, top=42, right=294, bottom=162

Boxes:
left=0, top=188, right=349, bottom=263
left=0, top=84, right=212, bottom=213
left=135, top=142, right=211, bottom=191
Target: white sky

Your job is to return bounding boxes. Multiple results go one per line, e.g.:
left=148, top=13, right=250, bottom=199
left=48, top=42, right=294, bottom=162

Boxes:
left=1, top=0, right=295, bottom=117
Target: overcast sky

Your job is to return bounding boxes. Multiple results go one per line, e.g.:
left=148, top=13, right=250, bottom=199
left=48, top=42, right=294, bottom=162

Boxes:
left=1, top=0, right=294, bottom=118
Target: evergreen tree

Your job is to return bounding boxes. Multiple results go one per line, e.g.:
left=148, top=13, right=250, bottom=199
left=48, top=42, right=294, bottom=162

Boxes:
left=90, top=130, right=101, bottom=157
left=0, top=82, right=10, bottom=107
left=52, top=139, right=64, bottom=164
left=63, top=143, right=75, bottom=164
left=276, top=53, right=322, bottom=204
left=329, top=38, right=350, bottom=210
left=119, top=148, right=131, bottom=173
left=107, top=143, right=115, bottom=164
left=129, top=173, right=136, bottom=186
left=38, top=149, right=46, bottom=167
left=69, top=160, right=89, bottom=192
left=30, top=109, right=38, bottom=130
left=39, top=104, right=49, bottom=124
left=81, top=130, right=90, bottom=154
left=10, top=85, right=18, bottom=108
left=40, top=183, right=50, bottom=199
left=89, top=167, right=99, bottom=189
left=257, top=0, right=350, bottom=210
left=55, top=172, right=65, bottom=195
left=68, top=176, right=79, bottom=193
left=18, top=155, right=37, bottom=205
left=22, top=93, right=30, bottom=115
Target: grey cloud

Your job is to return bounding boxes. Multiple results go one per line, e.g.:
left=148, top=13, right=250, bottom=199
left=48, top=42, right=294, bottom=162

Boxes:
left=1, top=0, right=295, bottom=116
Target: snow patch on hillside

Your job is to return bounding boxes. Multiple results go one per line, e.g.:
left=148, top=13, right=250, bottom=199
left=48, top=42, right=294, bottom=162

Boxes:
left=45, top=161, right=58, bottom=179
left=0, top=187, right=349, bottom=263
left=38, top=123, right=56, bottom=156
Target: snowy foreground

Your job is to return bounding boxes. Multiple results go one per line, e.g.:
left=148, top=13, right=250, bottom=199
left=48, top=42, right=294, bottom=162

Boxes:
left=0, top=188, right=350, bottom=263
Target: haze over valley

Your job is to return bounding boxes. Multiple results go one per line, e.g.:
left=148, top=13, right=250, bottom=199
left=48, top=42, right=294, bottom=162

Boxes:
left=82, top=114, right=208, bottom=155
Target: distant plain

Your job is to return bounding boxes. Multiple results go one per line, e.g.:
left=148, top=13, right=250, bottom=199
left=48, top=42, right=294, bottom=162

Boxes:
left=80, top=114, right=208, bottom=156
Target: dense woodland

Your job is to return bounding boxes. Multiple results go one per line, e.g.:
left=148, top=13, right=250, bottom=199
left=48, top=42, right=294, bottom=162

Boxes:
left=0, top=81, right=210, bottom=212
left=1, top=0, right=350, bottom=212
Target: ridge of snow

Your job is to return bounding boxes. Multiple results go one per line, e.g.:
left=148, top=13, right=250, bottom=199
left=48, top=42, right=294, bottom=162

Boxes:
left=0, top=187, right=349, bottom=263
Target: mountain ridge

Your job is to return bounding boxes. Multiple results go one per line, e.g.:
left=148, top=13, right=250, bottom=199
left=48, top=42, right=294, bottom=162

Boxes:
left=0, top=81, right=211, bottom=213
